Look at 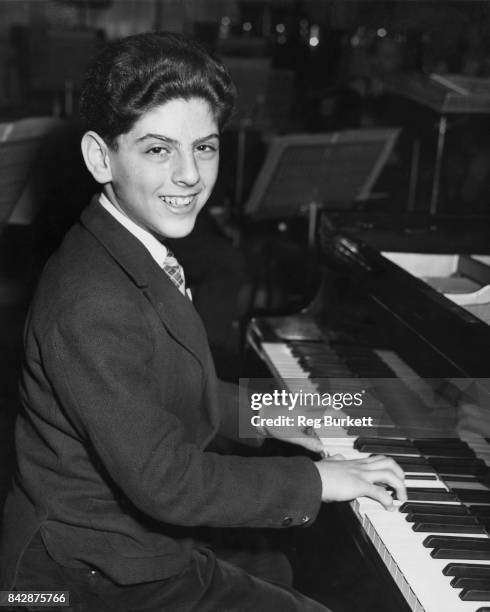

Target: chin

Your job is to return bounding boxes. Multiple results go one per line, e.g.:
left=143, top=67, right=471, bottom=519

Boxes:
left=155, top=216, right=198, bottom=239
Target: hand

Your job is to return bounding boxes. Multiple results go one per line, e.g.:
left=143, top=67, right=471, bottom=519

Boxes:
left=257, top=405, right=326, bottom=455
left=314, top=454, right=407, bottom=511
left=281, top=433, right=326, bottom=455
left=261, top=425, right=326, bottom=455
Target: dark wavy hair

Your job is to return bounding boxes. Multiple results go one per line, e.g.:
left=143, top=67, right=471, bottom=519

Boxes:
left=79, top=32, right=236, bottom=148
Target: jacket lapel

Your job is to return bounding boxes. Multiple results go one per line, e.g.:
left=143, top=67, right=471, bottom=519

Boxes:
left=80, top=198, right=210, bottom=371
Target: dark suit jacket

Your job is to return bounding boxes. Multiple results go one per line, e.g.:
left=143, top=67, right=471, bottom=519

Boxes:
left=0, top=199, right=322, bottom=587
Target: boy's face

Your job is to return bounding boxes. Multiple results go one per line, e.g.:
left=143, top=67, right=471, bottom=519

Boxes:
left=104, top=97, right=219, bottom=239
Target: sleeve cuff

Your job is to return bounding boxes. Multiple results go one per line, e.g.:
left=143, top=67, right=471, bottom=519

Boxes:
left=277, top=456, right=323, bottom=528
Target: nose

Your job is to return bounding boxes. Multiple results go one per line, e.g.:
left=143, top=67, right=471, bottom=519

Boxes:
left=171, top=150, right=200, bottom=187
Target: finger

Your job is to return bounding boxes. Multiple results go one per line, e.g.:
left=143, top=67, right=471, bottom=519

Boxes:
left=288, top=437, right=325, bottom=454
left=386, top=458, right=405, bottom=483
left=366, top=468, right=407, bottom=503
left=326, top=453, right=345, bottom=461
left=362, top=456, right=405, bottom=482
left=366, top=483, right=396, bottom=511
left=362, top=454, right=393, bottom=465
left=302, top=425, right=316, bottom=437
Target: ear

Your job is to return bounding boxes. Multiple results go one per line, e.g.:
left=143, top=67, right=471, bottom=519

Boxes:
left=81, top=131, right=113, bottom=184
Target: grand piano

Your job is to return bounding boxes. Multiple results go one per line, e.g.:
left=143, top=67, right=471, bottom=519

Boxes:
left=245, top=213, right=490, bottom=612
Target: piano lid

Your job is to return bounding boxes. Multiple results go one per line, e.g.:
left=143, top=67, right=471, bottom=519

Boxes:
left=317, top=221, right=490, bottom=380
left=382, top=253, right=490, bottom=326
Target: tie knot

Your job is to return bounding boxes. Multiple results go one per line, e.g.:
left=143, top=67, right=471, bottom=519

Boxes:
left=164, top=249, right=179, bottom=268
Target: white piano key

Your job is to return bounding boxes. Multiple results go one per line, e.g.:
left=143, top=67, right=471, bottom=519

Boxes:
left=404, top=479, right=447, bottom=490
left=354, top=498, right=490, bottom=611
left=258, top=339, right=490, bottom=611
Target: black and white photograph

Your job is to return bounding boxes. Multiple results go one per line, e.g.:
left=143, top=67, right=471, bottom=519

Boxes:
left=0, top=1, right=489, bottom=611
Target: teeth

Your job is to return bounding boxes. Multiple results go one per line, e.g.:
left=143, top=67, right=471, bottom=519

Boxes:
left=160, top=195, right=194, bottom=207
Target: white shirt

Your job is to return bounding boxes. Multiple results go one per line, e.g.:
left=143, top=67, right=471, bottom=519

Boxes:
left=98, top=193, right=188, bottom=297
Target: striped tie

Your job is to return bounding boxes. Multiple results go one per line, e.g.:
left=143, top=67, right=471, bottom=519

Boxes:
left=163, top=250, right=185, bottom=294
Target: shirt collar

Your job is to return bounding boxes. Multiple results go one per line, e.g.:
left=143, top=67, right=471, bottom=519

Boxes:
left=98, top=193, right=167, bottom=269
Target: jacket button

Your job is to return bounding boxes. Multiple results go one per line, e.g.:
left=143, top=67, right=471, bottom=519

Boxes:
left=282, top=516, right=293, bottom=527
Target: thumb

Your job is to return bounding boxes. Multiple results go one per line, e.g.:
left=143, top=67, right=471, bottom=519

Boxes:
left=292, top=435, right=326, bottom=454
left=367, top=484, right=395, bottom=511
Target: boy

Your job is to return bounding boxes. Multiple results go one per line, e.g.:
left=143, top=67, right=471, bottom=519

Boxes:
left=0, top=32, right=405, bottom=611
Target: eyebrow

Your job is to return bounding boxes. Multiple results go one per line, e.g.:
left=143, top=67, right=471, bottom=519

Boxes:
left=135, top=133, right=220, bottom=146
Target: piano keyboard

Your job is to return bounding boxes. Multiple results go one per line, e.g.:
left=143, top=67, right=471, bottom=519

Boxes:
left=256, top=339, right=490, bottom=612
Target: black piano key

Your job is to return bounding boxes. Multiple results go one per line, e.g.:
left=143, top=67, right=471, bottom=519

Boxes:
left=415, top=441, right=475, bottom=457
left=388, top=455, right=430, bottom=466
left=424, top=535, right=490, bottom=560
left=297, top=352, right=339, bottom=360
left=458, top=491, right=490, bottom=504
left=304, top=356, right=344, bottom=365
left=397, top=464, right=436, bottom=474
left=424, top=536, right=490, bottom=550
left=404, top=474, right=438, bottom=480
left=428, top=449, right=477, bottom=459
left=346, top=427, right=396, bottom=437
left=309, top=368, right=347, bottom=377
left=429, top=457, right=487, bottom=471
left=432, top=464, right=488, bottom=477
left=419, top=448, right=475, bottom=459
left=359, top=444, right=421, bottom=455
left=406, top=513, right=479, bottom=525
left=406, top=489, right=457, bottom=502
left=476, top=608, right=490, bottom=611
left=460, top=586, right=490, bottom=601
left=444, top=563, right=490, bottom=578
left=296, top=352, right=330, bottom=360
left=445, top=474, right=481, bottom=482
left=407, top=487, right=458, bottom=502
left=471, top=506, right=490, bottom=518
left=413, top=522, right=487, bottom=534
left=420, top=438, right=473, bottom=453
left=415, top=438, right=472, bottom=448
left=430, top=457, right=485, bottom=467
left=354, top=437, right=415, bottom=449
left=400, top=502, right=469, bottom=515
left=442, top=471, right=488, bottom=479
left=433, top=549, right=490, bottom=560
left=451, top=577, right=490, bottom=589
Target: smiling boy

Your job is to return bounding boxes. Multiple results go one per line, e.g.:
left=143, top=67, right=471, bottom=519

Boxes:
left=0, top=33, right=405, bottom=611
left=86, top=98, right=219, bottom=240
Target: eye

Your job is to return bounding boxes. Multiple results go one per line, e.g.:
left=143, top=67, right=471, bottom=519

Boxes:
left=195, top=143, right=218, bottom=157
left=147, top=146, right=170, bottom=156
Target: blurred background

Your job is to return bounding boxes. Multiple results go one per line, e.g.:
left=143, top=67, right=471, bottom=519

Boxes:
left=2, top=0, right=490, bottom=503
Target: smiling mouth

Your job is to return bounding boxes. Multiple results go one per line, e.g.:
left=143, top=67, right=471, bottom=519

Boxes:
left=159, top=195, right=197, bottom=209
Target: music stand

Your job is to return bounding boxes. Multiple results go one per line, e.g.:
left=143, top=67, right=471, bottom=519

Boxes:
left=384, top=73, right=490, bottom=213
left=244, top=128, right=399, bottom=247
left=0, top=138, right=43, bottom=232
